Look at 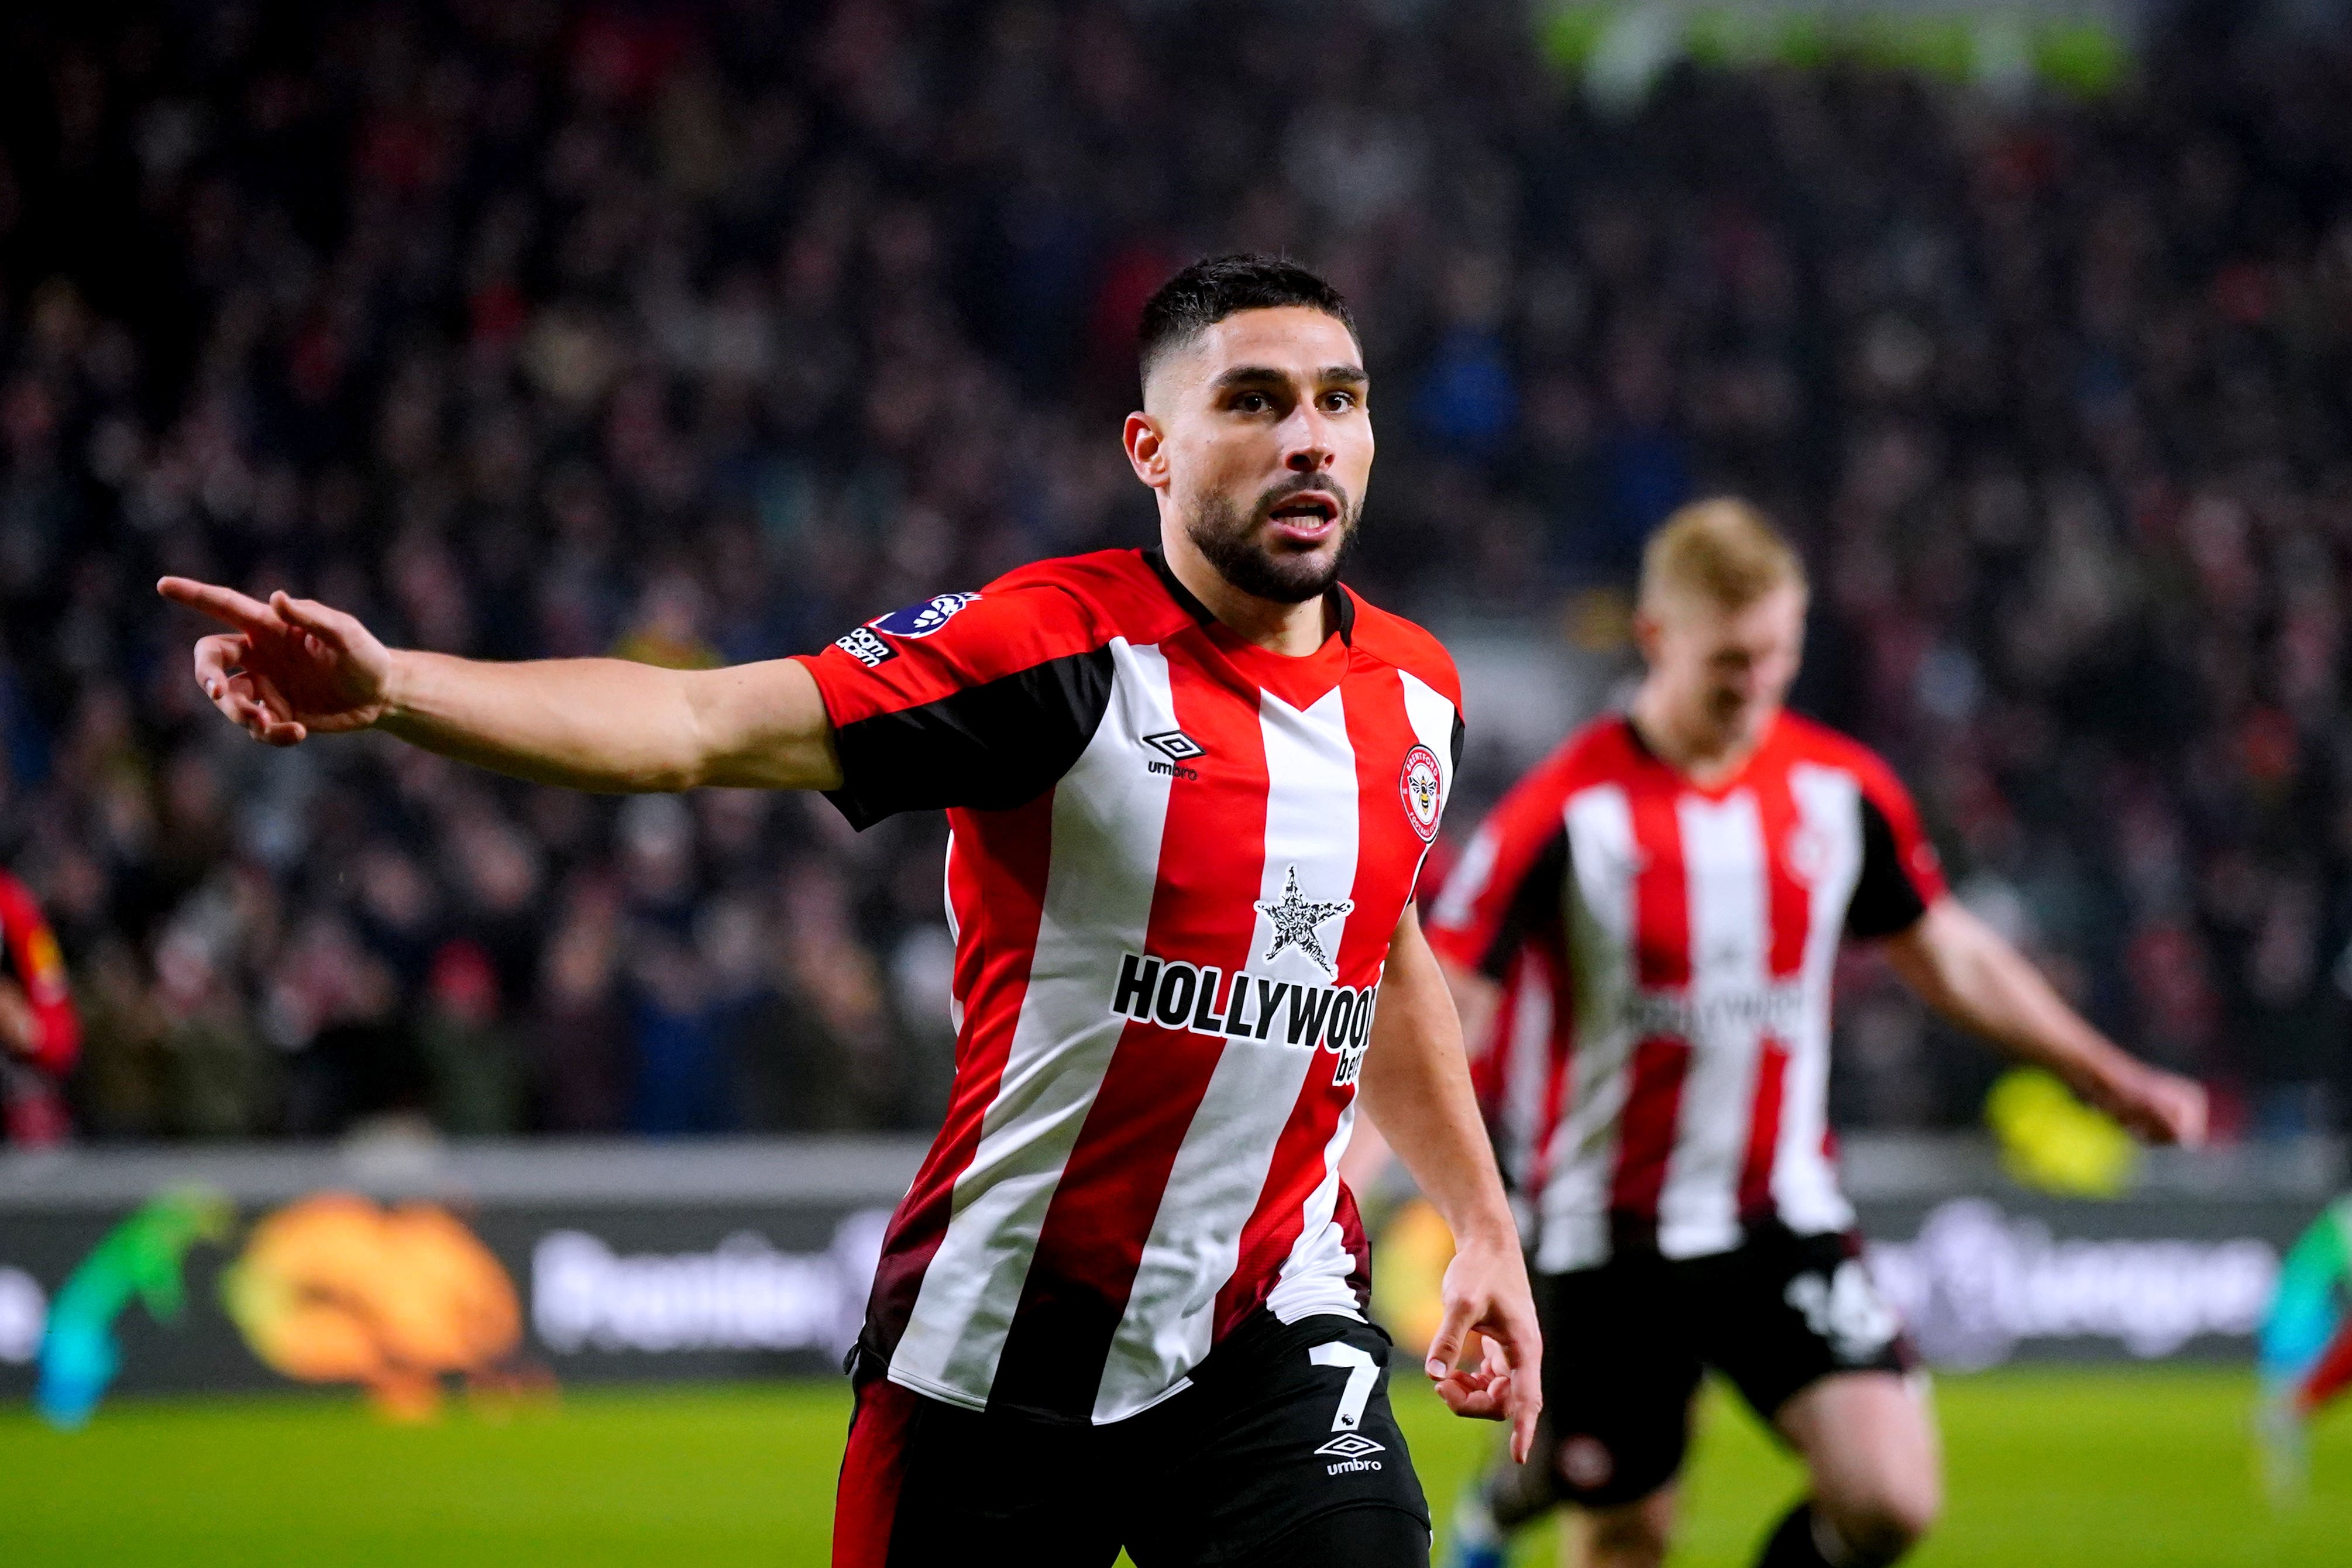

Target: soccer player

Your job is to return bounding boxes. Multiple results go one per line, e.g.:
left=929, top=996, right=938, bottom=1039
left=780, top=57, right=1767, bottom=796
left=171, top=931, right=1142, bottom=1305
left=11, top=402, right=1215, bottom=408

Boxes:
left=1425, top=499, right=2206, bottom=1568
left=159, top=255, right=1539, bottom=1567
left=2257, top=1192, right=2352, bottom=1500
left=0, top=866, right=80, bottom=1146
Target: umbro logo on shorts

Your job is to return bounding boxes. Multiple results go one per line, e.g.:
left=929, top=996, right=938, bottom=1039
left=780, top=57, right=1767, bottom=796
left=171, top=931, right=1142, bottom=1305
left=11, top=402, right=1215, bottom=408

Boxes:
left=1316, top=1432, right=1386, bottom=1474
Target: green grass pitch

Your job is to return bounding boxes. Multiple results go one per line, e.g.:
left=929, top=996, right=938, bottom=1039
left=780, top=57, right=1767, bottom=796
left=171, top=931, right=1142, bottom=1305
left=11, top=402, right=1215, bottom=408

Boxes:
left=2, top=1370, right=2348, bottom=1564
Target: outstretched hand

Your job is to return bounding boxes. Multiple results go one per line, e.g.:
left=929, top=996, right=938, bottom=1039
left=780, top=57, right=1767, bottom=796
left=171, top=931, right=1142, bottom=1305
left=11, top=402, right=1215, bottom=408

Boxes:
left=1424, top=1236, right=1543, bottom=1463
left=2091, top=1059, right=2210, bottom=1149
left=156, top=579, right=396, bottom=746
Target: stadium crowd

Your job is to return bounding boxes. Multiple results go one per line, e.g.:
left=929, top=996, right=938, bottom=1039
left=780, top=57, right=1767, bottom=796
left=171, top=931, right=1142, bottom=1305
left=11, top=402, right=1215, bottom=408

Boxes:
left=1, top=1, right=2348, bottom=1141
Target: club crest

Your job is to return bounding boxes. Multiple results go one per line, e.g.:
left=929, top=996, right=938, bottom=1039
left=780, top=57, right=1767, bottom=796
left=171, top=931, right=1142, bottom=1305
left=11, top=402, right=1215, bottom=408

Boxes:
left=1399, top=745, right=1442, bottom=843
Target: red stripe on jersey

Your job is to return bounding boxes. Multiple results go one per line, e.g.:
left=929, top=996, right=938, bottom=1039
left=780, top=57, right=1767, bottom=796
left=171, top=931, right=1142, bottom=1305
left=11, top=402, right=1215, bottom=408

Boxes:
left=988, top=635, right=1270, bottom=1418
left=1627, top=780, right=1691, bottom=988
left=1211, top=668, right=1415, bottom=1336
left=1751, top=766, right=1813, bottom=979
left=1470, top=957, right=1517, bottom=1116
left=1737, top=1037, right=1790, bottom=1217
left=862, top=795, right=1058, bottom=1361
left=1608, top=1036, right=1691, bottom=1223
left=1610, top=766, right=1691, bottom=1229
left=833, top=1374, right=921, bottom=1568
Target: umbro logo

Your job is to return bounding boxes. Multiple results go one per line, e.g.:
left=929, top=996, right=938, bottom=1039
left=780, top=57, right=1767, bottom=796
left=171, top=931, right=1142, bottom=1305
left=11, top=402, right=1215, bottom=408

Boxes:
left=1315, top=1432, right=1384, bottom=1460
left=1317, top=1431, right=1385, bottom=1473
left=1143, top=730, right=1204, bottom=780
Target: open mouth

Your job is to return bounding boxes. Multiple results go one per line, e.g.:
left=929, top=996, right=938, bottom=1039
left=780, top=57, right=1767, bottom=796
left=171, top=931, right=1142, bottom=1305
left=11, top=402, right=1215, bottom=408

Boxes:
left=1266, top=493, right=1340, bottom=541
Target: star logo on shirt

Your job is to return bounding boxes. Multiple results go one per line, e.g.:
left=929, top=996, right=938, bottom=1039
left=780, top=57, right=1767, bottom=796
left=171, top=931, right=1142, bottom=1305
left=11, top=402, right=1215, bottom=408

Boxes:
left=1255, top=865, right=1355, bottom=978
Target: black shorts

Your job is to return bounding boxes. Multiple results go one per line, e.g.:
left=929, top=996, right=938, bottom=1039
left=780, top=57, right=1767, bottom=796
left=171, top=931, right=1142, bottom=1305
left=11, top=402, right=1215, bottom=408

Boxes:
left=1537, top=1223, right=1915, bottom=1508
left=834, top=1311, right=1431, bottom=1567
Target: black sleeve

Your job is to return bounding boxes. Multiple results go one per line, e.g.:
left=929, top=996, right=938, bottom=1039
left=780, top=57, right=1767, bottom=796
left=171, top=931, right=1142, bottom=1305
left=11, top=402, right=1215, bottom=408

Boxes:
left=824, top=647, right=1117, bottom=830
left=1477, top=824, right=1572, bottom=980
left=1845, top=795, right=1931, bottom=940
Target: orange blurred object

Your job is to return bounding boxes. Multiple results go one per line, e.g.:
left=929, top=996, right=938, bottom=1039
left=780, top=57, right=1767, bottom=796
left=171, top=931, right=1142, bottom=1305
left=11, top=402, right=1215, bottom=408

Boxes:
left=220, top=1192, right=533, bottom=1421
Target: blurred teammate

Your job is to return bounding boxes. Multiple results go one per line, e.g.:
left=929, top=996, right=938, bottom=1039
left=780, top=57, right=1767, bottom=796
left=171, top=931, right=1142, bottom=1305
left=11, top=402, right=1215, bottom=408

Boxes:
left=1427, top=500, right=2206, bottom=1568
left=0, top=866, right=80, bottom=1147
left=159, top=254, right=1537, bottom=1567
left=2257, top=1194, right=2352, bottom=1501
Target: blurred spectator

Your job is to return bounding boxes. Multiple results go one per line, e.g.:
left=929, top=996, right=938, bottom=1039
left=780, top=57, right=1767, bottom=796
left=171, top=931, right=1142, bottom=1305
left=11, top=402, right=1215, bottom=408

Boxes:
left=416, top=939, right=518, bottom=1135
left=0, top=2, right=2348, bottom=1139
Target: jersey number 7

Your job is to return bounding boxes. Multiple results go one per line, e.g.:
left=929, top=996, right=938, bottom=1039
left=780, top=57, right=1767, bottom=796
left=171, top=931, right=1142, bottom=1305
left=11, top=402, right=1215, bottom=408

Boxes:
left=1308, top=1340, right=1378, bottom=1431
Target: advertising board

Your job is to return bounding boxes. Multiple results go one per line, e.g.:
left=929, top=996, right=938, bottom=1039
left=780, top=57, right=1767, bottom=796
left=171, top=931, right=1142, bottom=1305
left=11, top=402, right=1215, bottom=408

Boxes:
left=0, top=1136, right=2333, bottom=1416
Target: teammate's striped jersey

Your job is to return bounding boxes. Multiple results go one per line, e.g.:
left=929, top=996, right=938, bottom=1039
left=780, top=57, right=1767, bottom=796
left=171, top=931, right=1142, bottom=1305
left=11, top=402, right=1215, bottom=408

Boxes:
left=797, top=547, right=1462, bottom=1423
left=1425, top=712, right=1943, bottom=1274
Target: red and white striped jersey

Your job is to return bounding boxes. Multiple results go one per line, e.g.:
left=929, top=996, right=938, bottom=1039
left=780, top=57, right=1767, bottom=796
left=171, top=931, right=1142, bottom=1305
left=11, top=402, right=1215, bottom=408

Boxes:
left=1426, top=712, right=1944, bottom=1274
left=797, top=548, right=1462, bottom=1423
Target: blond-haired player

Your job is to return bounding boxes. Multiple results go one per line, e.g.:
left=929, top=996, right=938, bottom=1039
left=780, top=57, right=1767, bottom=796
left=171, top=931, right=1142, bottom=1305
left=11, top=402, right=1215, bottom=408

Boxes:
left=1429, top=499, right=2204, bottom=1567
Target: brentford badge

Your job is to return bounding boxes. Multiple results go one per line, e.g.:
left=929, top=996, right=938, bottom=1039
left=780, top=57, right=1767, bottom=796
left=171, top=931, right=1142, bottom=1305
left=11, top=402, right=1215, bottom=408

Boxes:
left=1399, top=745, right=1442, bottom=842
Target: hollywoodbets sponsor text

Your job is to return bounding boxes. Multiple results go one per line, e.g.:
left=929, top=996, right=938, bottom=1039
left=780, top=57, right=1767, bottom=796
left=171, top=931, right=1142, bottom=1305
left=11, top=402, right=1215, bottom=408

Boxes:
left=1110, top=953, right=1376, bottom=1086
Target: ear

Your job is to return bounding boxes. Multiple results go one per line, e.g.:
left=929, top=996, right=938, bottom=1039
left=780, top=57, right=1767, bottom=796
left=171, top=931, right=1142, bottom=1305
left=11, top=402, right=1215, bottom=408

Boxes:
left=1630, top=607, right=1663, bottom=665
left=1123, top=411, right=1168, bottom=491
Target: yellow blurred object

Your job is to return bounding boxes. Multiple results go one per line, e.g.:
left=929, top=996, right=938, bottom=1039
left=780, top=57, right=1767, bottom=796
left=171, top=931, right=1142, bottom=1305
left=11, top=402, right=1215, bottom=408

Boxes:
left=1564, top=586, right=1634, bottom=653
left=609, top=626, right=720, bottom=670
left=1368, top=1198, right=1456, bottom=1360
left=219, top=1192, right=532, bottom=1421
left=1985, top=1067, right=2140, bottom=1198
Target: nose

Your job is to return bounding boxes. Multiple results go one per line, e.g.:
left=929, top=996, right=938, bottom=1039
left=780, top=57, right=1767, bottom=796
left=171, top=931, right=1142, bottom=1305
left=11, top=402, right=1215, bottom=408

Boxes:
left=1280, top=404, right=1335, bottom=474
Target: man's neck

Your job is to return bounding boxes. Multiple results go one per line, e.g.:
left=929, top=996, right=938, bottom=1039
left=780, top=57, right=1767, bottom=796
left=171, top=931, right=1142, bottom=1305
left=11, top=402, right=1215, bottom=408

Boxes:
left=1627, top=682, right=1763, bottom=788
left=1159, top=522, right=1333, bottom=657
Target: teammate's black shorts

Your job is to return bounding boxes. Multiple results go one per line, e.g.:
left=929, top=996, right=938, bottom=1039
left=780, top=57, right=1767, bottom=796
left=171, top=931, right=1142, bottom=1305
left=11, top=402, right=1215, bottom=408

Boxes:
left=1536, top=1222, right=1916, bottom=1509
left=834, top=1311, right=1431, bottom=1567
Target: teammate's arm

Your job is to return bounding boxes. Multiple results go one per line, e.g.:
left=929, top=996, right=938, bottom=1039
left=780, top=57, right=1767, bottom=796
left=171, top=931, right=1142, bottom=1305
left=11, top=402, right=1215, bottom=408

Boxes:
left=1359, top=904, right=1543, bottom=1462
left=0, top=978, right=39, bottom=1058
left=157, top=580, right=842, bottom=792
left=1881, top=896, right=2207, bottom=1146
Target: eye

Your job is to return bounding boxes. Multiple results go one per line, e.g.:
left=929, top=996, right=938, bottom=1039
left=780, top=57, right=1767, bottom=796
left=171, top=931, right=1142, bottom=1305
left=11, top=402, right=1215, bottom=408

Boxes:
left=1232, top=391, right=1272, bottom=414
left=1321, top=391, right=1357, bottom=412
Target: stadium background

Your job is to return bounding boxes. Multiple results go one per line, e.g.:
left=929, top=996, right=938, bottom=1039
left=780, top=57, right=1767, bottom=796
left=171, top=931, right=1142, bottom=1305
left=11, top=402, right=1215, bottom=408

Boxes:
left=4, top=0, right=2352, bottom=1562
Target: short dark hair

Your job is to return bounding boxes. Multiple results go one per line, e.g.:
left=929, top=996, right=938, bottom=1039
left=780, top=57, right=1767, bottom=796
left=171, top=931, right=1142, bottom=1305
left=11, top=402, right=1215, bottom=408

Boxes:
left=1136, top=253, right=1359, bottom=390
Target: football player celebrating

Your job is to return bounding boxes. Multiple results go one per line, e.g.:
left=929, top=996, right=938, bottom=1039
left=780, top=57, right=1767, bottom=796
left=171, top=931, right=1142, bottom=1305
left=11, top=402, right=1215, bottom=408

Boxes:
left=162, top=255, right=1537, bottom=1568
left=0, top=866, right=80, bottom=1146
left=1428, top=499, right=2205, bottom=1568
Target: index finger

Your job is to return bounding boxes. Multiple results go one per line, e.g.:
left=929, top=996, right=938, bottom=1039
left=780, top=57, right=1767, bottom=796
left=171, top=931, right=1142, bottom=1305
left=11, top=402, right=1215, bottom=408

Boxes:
left=157, top=577, right=286, bottom=634
left=2173, top=1082, right=2209, bottom=1149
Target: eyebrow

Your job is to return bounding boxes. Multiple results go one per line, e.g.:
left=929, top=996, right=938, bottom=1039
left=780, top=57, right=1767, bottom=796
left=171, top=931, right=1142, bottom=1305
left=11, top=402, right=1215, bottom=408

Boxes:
left=1210, top=363, right=1370, bottom=391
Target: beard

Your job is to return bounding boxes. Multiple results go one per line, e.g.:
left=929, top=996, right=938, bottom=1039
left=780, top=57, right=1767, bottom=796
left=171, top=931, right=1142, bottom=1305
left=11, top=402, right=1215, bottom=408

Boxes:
left=1183, top=476, right=1360, bottom=604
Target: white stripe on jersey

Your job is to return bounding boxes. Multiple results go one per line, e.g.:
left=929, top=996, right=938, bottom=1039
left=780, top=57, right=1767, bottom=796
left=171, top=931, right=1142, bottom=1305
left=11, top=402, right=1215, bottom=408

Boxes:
left=1258, top=687, right=1376, bottom=1327
left=1774, top=764, right=1865, bottom=1236
left=1656, top=791, right=1769, bottom=1259
left=1535, top=783, right=1638, bottom=1274
left=941, top=833, right=965, bottom=1036
left=1090, top=685, right=1362, bottom=1422
left=888, top=640, right=1178, bottom=1407
left=1398, top=670, right=1459, bottom=807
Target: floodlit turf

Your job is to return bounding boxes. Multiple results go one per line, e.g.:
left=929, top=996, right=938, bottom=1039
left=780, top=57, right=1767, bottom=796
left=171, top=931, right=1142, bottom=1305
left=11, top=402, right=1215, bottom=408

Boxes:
left=1, top=1370, right=2348, bottom=1564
